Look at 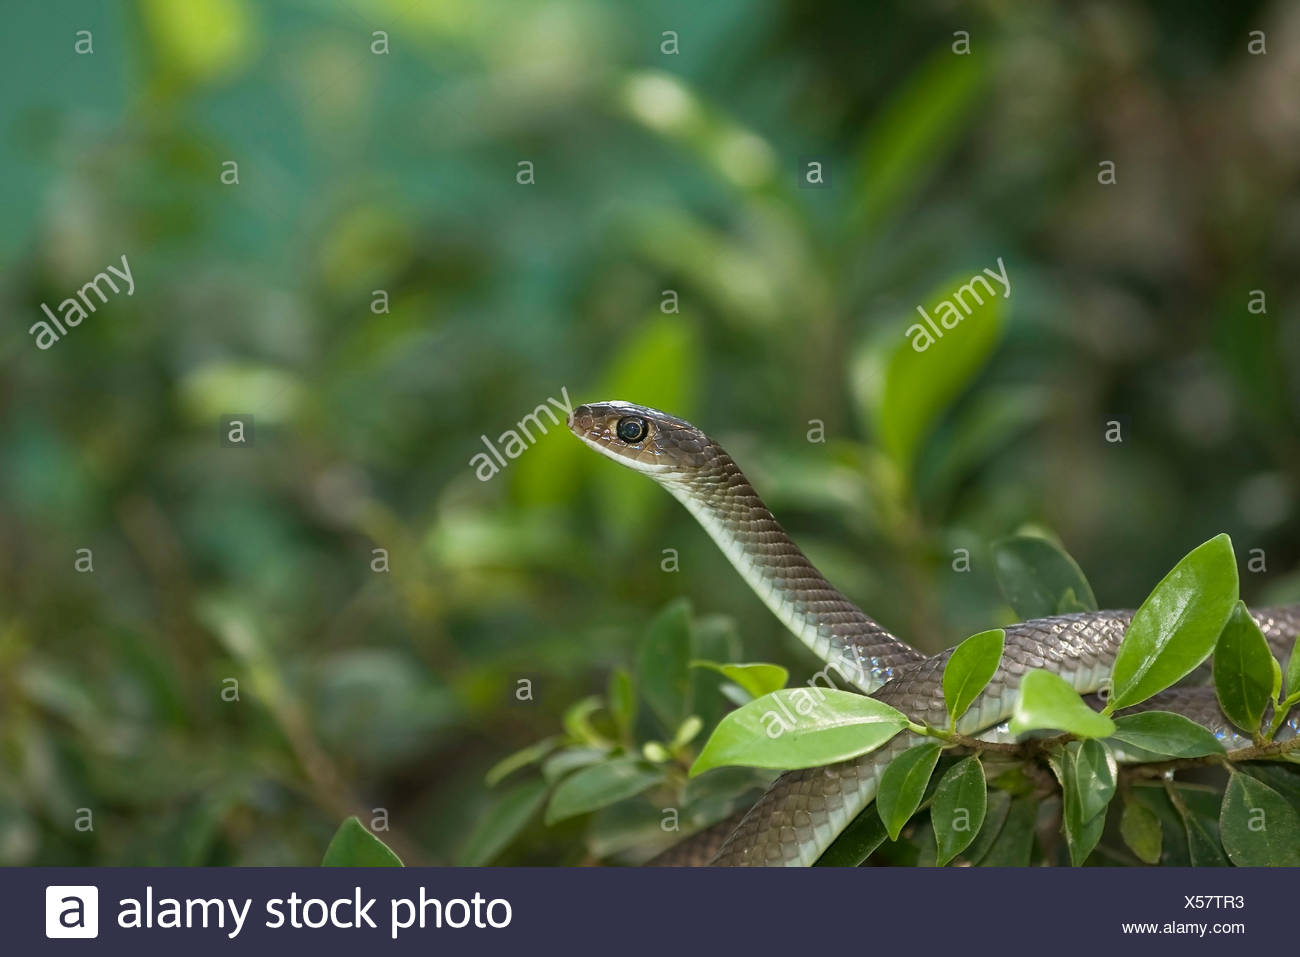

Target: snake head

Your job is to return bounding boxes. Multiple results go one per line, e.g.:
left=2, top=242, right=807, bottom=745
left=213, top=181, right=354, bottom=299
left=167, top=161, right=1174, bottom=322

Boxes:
left=568, top=400, right=714, bottom=474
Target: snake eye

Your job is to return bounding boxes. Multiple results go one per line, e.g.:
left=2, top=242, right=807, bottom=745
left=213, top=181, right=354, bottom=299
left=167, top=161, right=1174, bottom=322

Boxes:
left=615, top=416, right=649, bottom=444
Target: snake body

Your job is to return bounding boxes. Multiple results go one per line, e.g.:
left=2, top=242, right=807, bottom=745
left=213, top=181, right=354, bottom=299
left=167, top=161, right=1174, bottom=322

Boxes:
left=568, top=400, right=1300, bottom=866
left=712, top=614, right=1300, bottom=866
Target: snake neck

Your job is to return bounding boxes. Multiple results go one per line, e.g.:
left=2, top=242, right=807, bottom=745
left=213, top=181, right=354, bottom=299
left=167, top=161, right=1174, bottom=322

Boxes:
left=658, top=446, right=925, bottom=691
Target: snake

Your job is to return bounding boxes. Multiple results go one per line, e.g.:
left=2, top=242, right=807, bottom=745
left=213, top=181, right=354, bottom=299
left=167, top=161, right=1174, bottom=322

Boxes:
left=567, top=400, right=1300, bottom=866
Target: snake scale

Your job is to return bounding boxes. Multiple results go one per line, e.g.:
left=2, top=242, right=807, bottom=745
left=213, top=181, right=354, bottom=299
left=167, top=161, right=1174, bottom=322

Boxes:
left=568, top=400, right=1300, bottom=866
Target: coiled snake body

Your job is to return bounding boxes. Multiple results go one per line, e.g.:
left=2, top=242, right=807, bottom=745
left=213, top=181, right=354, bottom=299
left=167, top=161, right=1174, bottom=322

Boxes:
left=568, top=400, right=1300, bottom=866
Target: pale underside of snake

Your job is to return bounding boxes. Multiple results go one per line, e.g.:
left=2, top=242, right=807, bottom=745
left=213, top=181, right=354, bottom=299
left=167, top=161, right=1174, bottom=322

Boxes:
left=567, top=400, right=1300, bottom=866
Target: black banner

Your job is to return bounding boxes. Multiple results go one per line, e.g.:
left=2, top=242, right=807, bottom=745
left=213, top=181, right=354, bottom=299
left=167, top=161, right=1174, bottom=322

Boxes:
left=6, top=867, right=1283, bottom=954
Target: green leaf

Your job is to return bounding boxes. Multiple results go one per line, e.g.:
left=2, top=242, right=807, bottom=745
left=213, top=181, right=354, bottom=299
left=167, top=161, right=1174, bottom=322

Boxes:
left=607, top=668, right=636, bottom=740
left=1107, top=711, right=1225, bottom=759
left=541, top=747, right=609, bottom=783
left=1182, top=810, right=1229, bottom=867
left=1067, top=739, right=1117, bottom=825
left=544, top=757, right=664, bottom=825
left=1051, top=742, right=1114, bottom=866
left=586, top=797, right=672, bottom=860
left=987, top=765, right=1036, bottom=797
left=1239, top=764, right=1300, bottom=818
left=641, top=741, right=671, bottom=763
left=322, top=816, right=403, bottom=867
left=690, top=689, right=909, bottom=776
left=1286, top=634, right=1300, bottom=700
left=689, top=660, right=788, bottom=700
left=485, top=736, right=561, bottom=787
left=872, top=272, right=1006, bottom=475
left=1128, top=786, right=1186, bottom=865
left=851, top=48, right=985, bottom=230
left=457, top=779, right=548, bottom=866
left=562, top=696, right=608, bottom=746
left=1047, top=750, right=1090, bottom=866
left=957, top=789, right=1011, bottom=866
left=942, top=629, right=1004, bottom=726
left=1009, top=670, right=1116, bottom=739
left=1169, top=786, right=1228, bottom=867
left=638, top=599, right=693, bottom=732
left=1120, top=795, right=1163, bottom=864
left=932, top=756, right=987, bottom=865
left=1187, top=826, right=1230, bottom=867
left=1108, top=534, right=1239, bottom=710
left=687, top=616, right=744, bottom=730
left=814, top=807, right=891, bottom=866
left=681, top=766, right=767, bottom=825
left=876, top=743, right=943, bottom=841
left=1213, top=601, right=1275, bottom=736
left=978, top=795, right=1037, bottom=866
left=992, top=535, right=1098, bottom=620
left=670, top=715, right=703, bottom=750
left=1219, top=773, right=1300, bottom=866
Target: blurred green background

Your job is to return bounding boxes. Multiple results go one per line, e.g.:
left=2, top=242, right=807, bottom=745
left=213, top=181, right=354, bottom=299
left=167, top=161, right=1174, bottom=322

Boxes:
left=2, top=0, right=1300, bottom=865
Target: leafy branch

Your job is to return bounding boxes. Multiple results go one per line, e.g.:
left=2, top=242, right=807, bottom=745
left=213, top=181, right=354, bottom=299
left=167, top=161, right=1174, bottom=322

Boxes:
left=1122, top=733, right=1300, bottom=781
left=686, top=532, right=1300, bottom=867
left=470, top=533, right=1300, bottom=867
